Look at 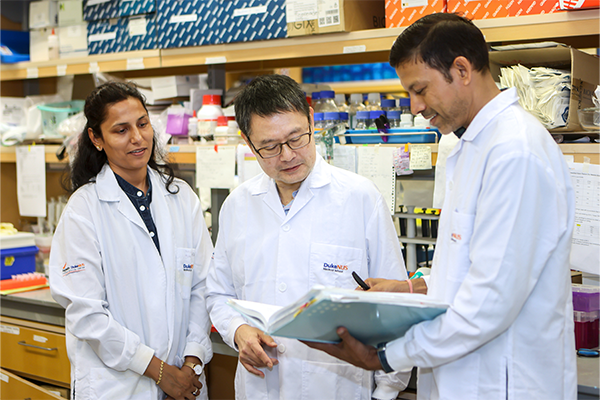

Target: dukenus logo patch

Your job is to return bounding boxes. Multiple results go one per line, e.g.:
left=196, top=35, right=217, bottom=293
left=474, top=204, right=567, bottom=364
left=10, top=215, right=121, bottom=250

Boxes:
left=62, top=262, right=86, bottom=276
left=323, top=262, right=348, bottom=273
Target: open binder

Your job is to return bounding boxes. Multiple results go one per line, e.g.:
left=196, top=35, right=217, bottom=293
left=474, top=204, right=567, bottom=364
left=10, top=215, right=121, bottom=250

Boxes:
left=227, top=286, right=449, bottom=346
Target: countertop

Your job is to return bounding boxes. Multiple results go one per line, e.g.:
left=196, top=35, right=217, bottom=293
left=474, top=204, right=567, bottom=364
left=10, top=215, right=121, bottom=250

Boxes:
left=1, top=289, right=598, bottom=397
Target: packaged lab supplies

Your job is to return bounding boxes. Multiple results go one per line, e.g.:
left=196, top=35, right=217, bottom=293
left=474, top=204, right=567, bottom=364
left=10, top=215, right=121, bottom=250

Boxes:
left=119, top=0, right=157, bottom=17
left=156, top=0, right=220, bottom=48
left=0, top=232, right=38, bottom=281
left=287, top=0, right=385, bottom=37
left=29, top=0, right=59, bottom=29
left=489, top=43, right=599, bottom=132
left=83, top=0, right=119, bottom=21
left=58, top=0, right=84, bottom=26
left=572, top=284, right=600, bottom=313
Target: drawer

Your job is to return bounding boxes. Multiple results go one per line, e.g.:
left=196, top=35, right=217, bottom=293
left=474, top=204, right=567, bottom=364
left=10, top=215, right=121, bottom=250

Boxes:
left=1, top=322, right=70, bottom=385
left=0, top=368, right=65, bottom=399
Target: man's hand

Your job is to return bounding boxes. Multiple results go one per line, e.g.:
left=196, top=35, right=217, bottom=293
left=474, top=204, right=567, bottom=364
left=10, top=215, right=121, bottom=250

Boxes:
left=365, top=277, right=428, bottom=294
left=234, top=324, right=279, bottom=378
left=302, top=327, right=382, bottom=371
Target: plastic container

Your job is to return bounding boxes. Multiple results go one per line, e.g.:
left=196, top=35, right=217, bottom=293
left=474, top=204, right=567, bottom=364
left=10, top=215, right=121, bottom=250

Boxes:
left=214, top=115, right=229, bottom=145
left=355, top=110, right=370, bottom=130
left=414, top=114, right=430, bottom=129
left=0, top=30, right=30, bottom=63
left=387, top=110, right=401, bottom=128
left=335, top=94, right=348, bottom=112
left=319, top=90, right=338, bottom=112
left=1, top=246, right=39, bottom=280
left=314, top=112, right=325, bottom=130
left=572, top=284, right=600, bottom=312
left=166, top=105, right=192, bottom=136
left=311, top=92, right=322, bottom=112
left=400, top=113, right=414, bottom=128
left=37, top=100, right=85, bottom=138
left=366, top=93, right=381, bottom=111
left=48, top=28, right=59, bottom=60
left=348, top=93, right=366, bottom=129
left=574, top=310, right=599, bottom=349
left=368, top=110, right=385, bottom=129
left=343, top=128, right=440, bottom=144
left=197, top=94, right=223, bottom=139
left=187, top=110, right=198, bottom=140
left=34, top=234, right=52, bottom=276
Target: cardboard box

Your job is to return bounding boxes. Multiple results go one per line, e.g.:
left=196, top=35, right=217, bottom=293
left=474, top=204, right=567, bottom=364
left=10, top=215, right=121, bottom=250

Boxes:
left=560, top=0, right=599, bottom=9
left=156, top=0, right=220, bottom=48
left=119, top=14, right=157, bottom=51
left=58, top=23, right=89, bottom=58
left=30, top=28, right=52, bottom=62
left=151, top=75, right=201, bottom=100
left=29, top=0, right=59, bottom=29
left=87, top=18, right=121, bottom=54
left=218, top=0, right=287, bottom=44
left=119, top=0, right=156, bottom=16
left=489, top=44, right=599, bottom=131
left=448, top=0, right=562, bottom=19
left=58, top=0, right=84, bottom=26
left=83, top=0, right=119, bottom=21
left=386, top=0, right=446, bottom=28
left=287, top=0, right=385, bottom=37
left=447, top=0, right=510, bottom=19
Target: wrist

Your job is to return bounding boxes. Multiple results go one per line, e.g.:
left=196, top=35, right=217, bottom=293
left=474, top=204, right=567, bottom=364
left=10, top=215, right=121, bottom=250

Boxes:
left=377, top=343, right=394, bottom=373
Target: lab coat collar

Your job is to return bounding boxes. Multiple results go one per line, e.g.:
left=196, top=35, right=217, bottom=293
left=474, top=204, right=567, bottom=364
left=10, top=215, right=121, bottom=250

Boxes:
left=248, top=154, right=331, bottom=220
left=461, top=87, right=518, bottom=142
left=96, top=163, right=171, bottom=202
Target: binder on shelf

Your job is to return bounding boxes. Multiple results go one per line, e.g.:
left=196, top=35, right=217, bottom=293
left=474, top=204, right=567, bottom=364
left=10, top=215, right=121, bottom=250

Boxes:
left=227, top=286, right=449, bottom=346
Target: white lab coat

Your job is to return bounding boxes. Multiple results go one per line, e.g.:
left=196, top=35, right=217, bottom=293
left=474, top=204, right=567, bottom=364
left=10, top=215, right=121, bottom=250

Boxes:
left=50, top=164, right=214, bottom=400
left=386, top=88, right=577, bottom=399
left=206, top=155, right=410, bottom=400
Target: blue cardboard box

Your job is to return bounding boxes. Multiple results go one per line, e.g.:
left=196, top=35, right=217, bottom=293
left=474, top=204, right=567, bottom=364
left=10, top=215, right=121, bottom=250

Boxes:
left=119, top=0, right=156, bottom=16
left=87, top=18, right=121, bottom=54
left=1, top=246, right=38, bottom=280
left=218, top=0, right=286, bottom=44
left=119, top=14, right=157, bottom=51
left=156, top=0, right=220, bottom=48
left=84, top=0, right=120, bottom=21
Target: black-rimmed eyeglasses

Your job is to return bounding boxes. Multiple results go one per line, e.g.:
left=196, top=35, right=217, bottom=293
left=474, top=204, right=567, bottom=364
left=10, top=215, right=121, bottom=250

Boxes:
left=247, top=131, right=312, bottom=159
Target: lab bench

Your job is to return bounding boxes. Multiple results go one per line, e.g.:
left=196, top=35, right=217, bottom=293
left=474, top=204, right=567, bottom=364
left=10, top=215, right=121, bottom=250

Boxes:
left=1, top=289, right=598, bottom=399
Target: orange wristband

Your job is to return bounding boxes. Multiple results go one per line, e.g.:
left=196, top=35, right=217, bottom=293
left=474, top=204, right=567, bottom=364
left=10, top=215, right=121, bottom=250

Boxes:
left=406, top=279, right=413, bottom=293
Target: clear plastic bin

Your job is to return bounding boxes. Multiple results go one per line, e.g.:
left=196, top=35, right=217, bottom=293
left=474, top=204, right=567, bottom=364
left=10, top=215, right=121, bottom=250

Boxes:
left=572, top=284, right=600, bottom=312
left=37, top=100, right=85, bottom=138
left=574, top=310, right=599, bottom=349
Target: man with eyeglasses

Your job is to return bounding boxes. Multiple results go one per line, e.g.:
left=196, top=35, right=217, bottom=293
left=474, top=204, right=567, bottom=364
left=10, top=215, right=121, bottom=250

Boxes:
left=206, top=74, right=411, bottom=400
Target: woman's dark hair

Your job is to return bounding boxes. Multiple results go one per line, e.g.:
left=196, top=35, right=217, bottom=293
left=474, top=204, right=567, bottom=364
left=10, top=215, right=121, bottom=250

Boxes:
left=389, top=13, right=490, bottom=82
left=69, top=81, right=178, bottom=194
left=234, top=74, right=310, bottom=137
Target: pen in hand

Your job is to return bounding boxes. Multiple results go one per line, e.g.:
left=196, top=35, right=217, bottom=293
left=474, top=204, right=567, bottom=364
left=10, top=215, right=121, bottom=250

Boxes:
left=352, top=271, right=370, bottom=291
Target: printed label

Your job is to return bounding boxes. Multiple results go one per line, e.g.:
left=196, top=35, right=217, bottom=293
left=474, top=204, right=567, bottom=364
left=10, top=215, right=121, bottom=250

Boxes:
left=0, top=373, right=8, bottom=383
left=233, top=5, right=267, bottom=17
left=0, top=325, right=20, bottom=335
left=88, top=32, right=117, bottom=43
left=33, top=335, right=48, bottom=343
left=343, top=45, right=366, bottom=54
left=170, top=14, right=198, bottom=24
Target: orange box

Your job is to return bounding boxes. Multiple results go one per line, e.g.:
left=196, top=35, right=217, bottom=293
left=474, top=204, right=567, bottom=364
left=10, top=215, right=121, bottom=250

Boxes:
left=448, top=0, right=563, bottom=19
left=511, top=0, right=562, bottom=16
left=385, top=0, right=447, bottom=28
left=447, top=0, right=510, bottom=19
left=559, top=0, right=599, bottom=9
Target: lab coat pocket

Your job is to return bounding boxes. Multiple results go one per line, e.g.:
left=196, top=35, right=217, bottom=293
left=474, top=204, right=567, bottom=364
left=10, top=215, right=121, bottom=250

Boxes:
left=446, top=210, right=476, bottom=283
left=176, top=247, right=195, bottom=300
left=309, top=243, right=364, bottom=289
left=301, top=360, right=364, bottom=400
left=91, top=367, right=151, bottom=399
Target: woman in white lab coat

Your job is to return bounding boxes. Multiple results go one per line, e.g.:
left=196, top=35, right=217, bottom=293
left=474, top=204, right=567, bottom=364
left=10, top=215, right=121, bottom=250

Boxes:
left=49, top=82, right=213, bottom=400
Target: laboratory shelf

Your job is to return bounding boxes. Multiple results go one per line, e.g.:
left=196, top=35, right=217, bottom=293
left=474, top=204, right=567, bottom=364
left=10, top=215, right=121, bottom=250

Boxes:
left=1, top=10, right=598, bottom=82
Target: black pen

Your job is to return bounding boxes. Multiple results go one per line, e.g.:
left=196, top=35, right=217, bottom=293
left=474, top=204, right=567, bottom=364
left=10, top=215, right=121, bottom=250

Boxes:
left=352, top=271, right=370, bottom=291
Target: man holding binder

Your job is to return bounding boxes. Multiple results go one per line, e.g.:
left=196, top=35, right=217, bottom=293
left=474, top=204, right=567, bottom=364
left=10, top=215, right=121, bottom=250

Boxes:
left=206, top=74, right=411, bottom=400
left=307, top=13, right=577, bottom=400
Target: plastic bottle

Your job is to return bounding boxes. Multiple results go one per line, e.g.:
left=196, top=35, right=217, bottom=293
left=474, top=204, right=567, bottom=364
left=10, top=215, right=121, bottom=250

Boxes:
left=227, top=118, right=240, bottom=144
left=381, top=99, right=396, bottom=112
left=335, top=94, right=348, bottom=112
left=323, top=112, right=340, bottom=130
left=339, top=112, right=349, bottom=127
left=400, top=113, right=414, bottom=128
left=368, top=110, right=385, bottom=129
left=197, top=94, right=224, bottom=140
left=348, top=93, right=366, bottom=129
left=187, top=110, right=198, bottom=141
left=319, top=90, right=338, bottom=112
left=387, top=110, right=401, bottom=128
left=399, top=97, right=412, bottom=115
left=311, top=92, right=322, bottom=112
left=355, top=110, right=370, bottom=130
left=214, top=116, right=229, bottom=145
left=414, top=114, right=430, bottom=129
left=366, top=93, right=381, bottom=111
left=48, top=28, right=59, bottom=60
left=399, top=97, right=413, bottom=127
left=314, top=112, right=325, bottom=131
